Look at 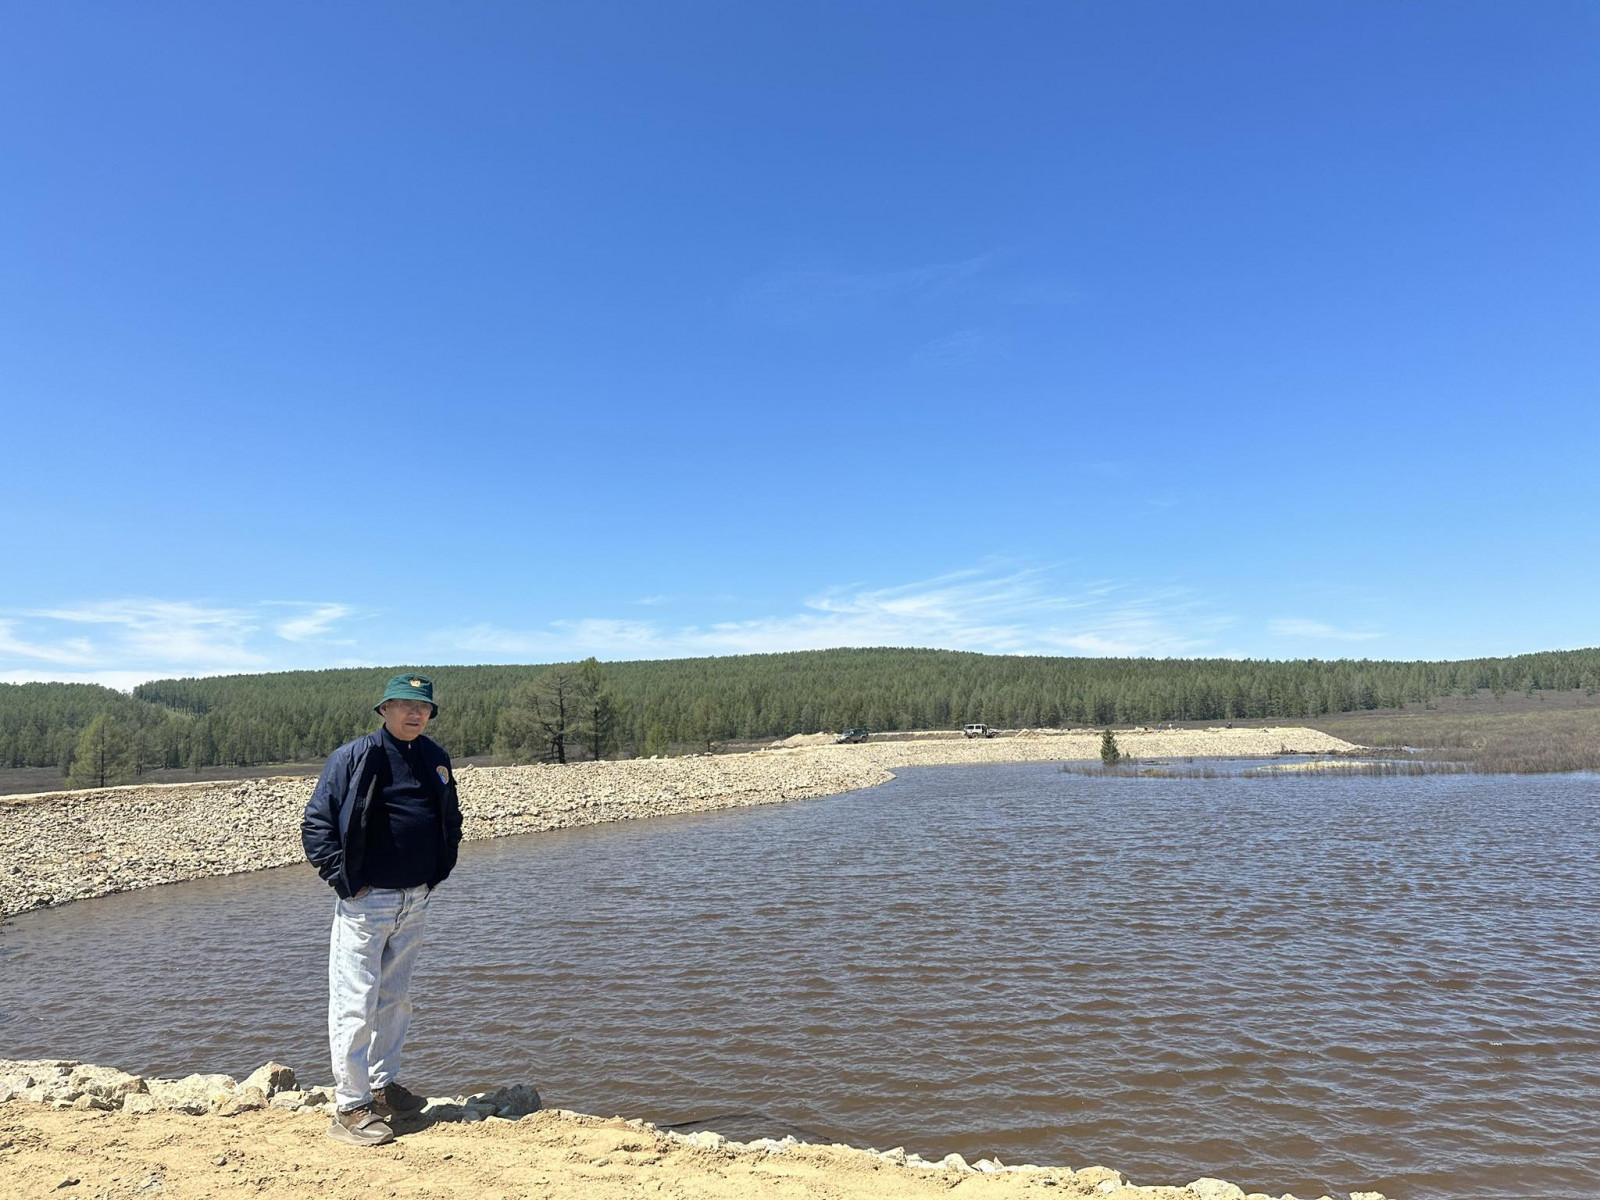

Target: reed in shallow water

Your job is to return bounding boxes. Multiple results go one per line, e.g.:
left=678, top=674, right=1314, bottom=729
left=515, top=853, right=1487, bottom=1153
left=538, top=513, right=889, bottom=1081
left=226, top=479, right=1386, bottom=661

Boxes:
left=1059, top=760, right=1227, bottom=778
left=1061, top=757, right=1491, bottom=778
left=1241, top=760, right=1471, bottom=778
left=1306, top=699, right=1600, bottom=774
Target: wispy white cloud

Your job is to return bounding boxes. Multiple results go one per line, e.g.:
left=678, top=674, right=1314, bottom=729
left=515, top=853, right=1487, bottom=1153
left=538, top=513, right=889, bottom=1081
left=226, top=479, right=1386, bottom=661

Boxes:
left=17, top=576, right=1387, bottom=692
left=0, top=598, right=357, bottom=689
left=0, top=619, right=98, bottom=665
left=30, top=600, right=269, bottom=670
left=432, top=567, right=1229, bottom=663
left=1269, top=617, right=1382, bottom=642
left=274, top=603, right=352, bottom=642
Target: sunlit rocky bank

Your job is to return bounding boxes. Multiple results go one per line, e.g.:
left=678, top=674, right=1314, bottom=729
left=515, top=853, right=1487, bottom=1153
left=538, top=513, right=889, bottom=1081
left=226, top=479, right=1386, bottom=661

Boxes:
left=0, top=727, right=1356, bottom=919
left=0, top=1057, right=1390, bottom=1200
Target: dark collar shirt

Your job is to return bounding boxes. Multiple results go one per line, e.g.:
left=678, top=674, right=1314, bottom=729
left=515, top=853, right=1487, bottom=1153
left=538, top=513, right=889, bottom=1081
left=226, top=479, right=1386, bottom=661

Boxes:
left=360, top=727, right=443, bottom=889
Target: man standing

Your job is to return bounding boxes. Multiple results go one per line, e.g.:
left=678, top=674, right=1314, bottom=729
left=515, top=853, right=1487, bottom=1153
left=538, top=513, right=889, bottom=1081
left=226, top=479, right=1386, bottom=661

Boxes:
left=301, top=674, right=464, bottom=1146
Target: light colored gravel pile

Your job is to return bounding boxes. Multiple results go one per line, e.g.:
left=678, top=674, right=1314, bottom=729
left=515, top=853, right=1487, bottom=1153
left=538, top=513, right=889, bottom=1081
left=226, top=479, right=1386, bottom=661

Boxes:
left=777, top=726, right=1359, bottom=771
left=0, top=726, right=1356, bottom=920
left=455, top=751, right=892, bottom=841
left=0, top=753, right=890, bottom=919
left=765, top=731, right=840, bottom=748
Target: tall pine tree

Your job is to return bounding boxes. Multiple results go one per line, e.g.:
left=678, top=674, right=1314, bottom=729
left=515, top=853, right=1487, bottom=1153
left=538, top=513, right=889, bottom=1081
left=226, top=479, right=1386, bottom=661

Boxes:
left=67, top=713, right=134, bottom=789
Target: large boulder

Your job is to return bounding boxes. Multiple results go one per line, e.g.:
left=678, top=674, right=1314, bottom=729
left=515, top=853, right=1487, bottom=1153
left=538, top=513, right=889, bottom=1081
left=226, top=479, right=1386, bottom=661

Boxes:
left=477, top=1083, right=541, bottom=1118
left=147, top=1074, right=237, bottom=1116
left=418, top=1097, right=469, bottom=1121
left=1072, top=1166, right=1127, bottom=1191
left=0, top=1060, right=75, bottom=1103
left=0, top=1059, right=76, bottom=1080
left=69, top=1065, right=146, bottom=1103
left=213, top=1086, right=268, bottom=1116
left=241, top=1063, right=296, bottom=1098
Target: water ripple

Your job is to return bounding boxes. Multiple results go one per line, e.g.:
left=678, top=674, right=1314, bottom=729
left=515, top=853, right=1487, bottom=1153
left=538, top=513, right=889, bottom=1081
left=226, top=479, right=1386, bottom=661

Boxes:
left=1, top=764, right=1596, bottom=1199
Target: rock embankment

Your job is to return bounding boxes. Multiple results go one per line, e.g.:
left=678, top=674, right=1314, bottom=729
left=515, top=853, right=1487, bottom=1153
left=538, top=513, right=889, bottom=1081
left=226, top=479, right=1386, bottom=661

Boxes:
left=0, top=1058, right=1391, bottom=1200
left=0, top=752, right=892, bottom=918
left=0, top=727, right=1357, bottom=919
left=0, top=1057, right=538, bottom=1122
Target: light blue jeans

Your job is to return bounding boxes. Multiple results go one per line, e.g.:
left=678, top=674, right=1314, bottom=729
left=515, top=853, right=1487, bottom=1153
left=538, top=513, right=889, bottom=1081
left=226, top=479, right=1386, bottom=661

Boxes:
left=328, top=884, right=431, bottom=1112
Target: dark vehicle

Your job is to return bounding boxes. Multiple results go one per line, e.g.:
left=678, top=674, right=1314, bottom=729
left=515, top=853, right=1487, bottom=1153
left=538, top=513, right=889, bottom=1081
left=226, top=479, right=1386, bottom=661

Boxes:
left=837, top=728, right=870, bottom=744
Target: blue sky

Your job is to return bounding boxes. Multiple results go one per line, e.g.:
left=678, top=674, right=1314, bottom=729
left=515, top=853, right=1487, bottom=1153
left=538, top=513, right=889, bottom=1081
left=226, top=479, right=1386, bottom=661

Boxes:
left=3, top=2, right=1596, bottom=689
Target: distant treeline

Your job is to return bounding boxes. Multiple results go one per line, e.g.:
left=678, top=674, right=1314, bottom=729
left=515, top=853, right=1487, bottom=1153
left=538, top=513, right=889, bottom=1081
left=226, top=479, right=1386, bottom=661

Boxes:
left=3, top=645, right=1598, bottom=774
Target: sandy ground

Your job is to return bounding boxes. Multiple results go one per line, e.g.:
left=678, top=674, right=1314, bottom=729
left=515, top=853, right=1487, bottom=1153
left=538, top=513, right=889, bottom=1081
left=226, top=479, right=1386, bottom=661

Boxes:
left=0, top=1103, right=1345, bottom=1200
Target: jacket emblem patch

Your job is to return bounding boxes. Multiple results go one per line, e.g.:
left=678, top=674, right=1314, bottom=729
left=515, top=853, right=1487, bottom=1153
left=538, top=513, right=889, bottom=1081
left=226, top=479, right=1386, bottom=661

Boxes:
left=437, top=765, right=450, bottom=785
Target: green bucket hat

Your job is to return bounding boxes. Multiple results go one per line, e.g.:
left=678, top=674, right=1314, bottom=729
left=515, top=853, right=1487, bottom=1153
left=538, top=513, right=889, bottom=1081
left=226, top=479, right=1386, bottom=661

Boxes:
left=375, top=673, right=438, bottom=718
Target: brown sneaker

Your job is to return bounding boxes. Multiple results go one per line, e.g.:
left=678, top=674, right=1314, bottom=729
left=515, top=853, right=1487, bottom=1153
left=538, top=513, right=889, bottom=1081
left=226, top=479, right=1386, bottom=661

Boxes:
left=327, top=1105, right=395, bottom=1146
left=372, top=1082, right=426, bottom=1119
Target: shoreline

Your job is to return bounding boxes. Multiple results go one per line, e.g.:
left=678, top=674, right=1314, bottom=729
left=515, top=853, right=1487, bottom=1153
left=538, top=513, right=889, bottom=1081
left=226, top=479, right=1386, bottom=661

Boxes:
left=1, top=727, right=1357, bottom=920
left=0, top=1057, right=1390, bottom=1200
left=5, top=730, right=1387, bottom=1199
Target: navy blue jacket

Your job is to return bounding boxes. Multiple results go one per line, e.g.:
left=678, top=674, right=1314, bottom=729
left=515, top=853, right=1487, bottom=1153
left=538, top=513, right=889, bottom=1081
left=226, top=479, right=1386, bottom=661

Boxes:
left=301, top=730, right=464, bottom=898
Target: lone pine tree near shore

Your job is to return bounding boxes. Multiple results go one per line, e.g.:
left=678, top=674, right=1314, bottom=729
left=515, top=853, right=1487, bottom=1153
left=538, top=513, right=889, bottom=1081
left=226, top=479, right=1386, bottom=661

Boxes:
left=67, top=713, right=134, bottom=789
left=577, top=656, right=623, bottom=762
left=495, top=665, right=582, bottom=764
left=494, top=658, right=621, bottom=765
left=1101, top=729, right=1122, bottom=767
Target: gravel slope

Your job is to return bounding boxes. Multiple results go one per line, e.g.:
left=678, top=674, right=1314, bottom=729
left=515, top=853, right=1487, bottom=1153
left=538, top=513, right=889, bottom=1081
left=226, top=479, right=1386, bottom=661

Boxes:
left=1, top=727, right=1358, bottom=919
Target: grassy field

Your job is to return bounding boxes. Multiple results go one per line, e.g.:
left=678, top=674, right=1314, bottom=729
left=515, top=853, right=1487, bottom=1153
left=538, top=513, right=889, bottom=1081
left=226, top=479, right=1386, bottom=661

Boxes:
left=1298, top=689, right=1600, bottom=773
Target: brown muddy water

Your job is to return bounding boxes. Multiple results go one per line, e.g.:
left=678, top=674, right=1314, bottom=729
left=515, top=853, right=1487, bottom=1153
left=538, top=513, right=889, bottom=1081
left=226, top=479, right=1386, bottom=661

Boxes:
left=2, top=763, right=1595, bottom=1199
